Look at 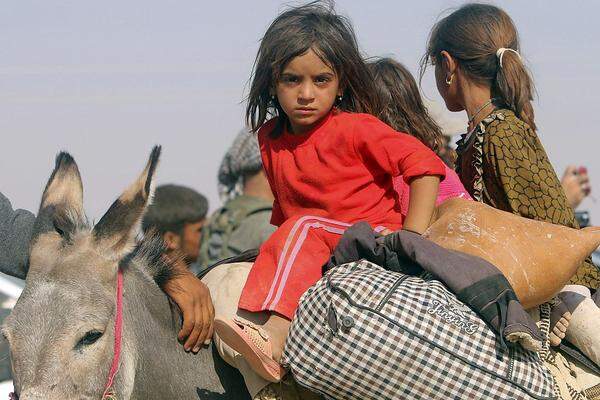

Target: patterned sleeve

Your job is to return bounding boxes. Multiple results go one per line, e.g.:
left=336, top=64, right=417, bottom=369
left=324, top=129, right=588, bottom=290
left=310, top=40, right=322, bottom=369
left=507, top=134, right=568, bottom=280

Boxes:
left=483, top=116, right=599, bottom=289
left=483, top=120, right=578, bottom=228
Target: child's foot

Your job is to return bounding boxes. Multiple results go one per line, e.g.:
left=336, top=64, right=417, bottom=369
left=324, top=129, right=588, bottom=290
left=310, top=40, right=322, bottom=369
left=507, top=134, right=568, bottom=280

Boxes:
left=549, top=297, right=571, bottom=347
left=549, top=287, right=588, bottom=347
left=214, top=316, right=285, bottom=382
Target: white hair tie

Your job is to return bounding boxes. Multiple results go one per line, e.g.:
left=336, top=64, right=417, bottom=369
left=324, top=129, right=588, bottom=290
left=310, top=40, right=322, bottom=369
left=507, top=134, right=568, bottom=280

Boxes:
left=496, top=47, right=521, bottom=68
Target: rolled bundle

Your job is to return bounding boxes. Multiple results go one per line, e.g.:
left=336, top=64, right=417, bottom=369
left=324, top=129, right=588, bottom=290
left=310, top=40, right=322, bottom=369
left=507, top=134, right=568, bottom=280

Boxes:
left=425, top=198, right=600, bottom=308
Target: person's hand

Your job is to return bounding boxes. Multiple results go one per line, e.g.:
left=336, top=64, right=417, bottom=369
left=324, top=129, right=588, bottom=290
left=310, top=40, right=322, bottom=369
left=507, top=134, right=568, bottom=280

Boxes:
left=561, top=166, right=591, bottom=209
left=163, top=269, right=215, bottom=353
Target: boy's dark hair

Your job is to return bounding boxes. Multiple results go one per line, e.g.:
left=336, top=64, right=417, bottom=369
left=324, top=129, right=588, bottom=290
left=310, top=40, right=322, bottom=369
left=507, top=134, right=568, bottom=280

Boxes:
left=369, top=58, right=444, bottom=155
left=246, top=1, right=381, bottom=137
left=142, top=184, right=208, bottom=235
left=420, top=3, right=536, bottom=130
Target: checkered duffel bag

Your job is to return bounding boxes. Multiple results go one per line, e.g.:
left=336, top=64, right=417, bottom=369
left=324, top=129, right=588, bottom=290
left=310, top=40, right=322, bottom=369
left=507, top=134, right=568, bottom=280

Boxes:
left=281, top=260, right=556, bottom=400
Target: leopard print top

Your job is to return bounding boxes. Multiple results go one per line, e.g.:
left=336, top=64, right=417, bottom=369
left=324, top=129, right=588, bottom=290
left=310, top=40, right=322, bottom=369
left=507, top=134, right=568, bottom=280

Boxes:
left=456, top=109, right=600, bottom=288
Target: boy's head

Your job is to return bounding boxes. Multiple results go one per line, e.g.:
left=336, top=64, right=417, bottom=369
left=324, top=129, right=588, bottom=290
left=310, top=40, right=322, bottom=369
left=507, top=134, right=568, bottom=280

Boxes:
left=142, top=184, right=209, bottom=264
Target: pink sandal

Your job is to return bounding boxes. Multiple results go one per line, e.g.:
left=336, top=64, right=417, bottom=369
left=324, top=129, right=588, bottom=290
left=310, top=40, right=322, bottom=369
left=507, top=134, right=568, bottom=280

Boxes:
left=214, top=316, right=285, bottom=382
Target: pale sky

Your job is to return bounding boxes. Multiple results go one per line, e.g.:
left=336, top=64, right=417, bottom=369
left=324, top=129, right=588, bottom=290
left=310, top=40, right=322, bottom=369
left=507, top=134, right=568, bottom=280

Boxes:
left=2, top=1, right=600, bottom=222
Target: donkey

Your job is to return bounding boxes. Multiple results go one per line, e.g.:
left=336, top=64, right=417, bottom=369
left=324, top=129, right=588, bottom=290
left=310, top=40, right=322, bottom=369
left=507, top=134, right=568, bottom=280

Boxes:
left=2, top=147, right=252, bottom=399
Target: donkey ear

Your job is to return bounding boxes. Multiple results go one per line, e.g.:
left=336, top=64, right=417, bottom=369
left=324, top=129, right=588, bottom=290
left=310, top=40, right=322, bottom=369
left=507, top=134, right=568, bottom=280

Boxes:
left=31, top=152, right=85, bottom=242
left=93, top=146, right=161, bottom=257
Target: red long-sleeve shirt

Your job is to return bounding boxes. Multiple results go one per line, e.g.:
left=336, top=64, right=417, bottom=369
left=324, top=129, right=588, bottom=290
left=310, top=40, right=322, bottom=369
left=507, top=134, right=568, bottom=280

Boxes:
left=258, top=111, right=446, bottom=229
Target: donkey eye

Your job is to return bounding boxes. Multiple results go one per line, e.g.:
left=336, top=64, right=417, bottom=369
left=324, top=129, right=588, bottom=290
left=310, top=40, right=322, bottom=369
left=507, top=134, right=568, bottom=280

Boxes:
left=76, top=330, right=103, bottom=349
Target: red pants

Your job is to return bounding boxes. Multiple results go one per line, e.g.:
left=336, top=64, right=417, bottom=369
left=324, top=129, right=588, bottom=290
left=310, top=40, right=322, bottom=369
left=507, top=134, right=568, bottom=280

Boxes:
left=238, top=215, right=391, bottom=319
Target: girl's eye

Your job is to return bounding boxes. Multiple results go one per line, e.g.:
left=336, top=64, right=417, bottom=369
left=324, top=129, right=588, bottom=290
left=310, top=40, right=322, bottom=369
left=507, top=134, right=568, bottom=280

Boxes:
left=314, top=76, right=331, bottom=85
left=281, top=75, right=299, bottom=84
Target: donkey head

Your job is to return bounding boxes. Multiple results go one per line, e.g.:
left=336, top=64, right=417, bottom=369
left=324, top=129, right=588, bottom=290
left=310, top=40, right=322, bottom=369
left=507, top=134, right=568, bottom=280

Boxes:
left=3, top=147, right=161, bottom=400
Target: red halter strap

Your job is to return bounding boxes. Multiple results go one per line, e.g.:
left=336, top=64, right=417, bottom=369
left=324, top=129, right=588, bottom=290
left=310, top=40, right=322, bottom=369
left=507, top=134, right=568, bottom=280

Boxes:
left=102, top=267, right=124, bottom=399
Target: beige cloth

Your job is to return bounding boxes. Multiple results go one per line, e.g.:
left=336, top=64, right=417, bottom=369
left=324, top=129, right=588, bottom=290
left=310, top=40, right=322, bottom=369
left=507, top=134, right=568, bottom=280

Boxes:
left=564, top=295, right=600, bottom=368
left=202, top=262, right=271, bottom=398
left=531, top=304, right=600, bottom=400
left=203, top=263, right=323, bottom=400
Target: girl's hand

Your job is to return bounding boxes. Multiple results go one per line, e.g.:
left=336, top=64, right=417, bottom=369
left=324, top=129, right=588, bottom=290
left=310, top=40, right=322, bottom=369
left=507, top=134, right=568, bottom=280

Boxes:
left=403, top=175, right=441, bottom=234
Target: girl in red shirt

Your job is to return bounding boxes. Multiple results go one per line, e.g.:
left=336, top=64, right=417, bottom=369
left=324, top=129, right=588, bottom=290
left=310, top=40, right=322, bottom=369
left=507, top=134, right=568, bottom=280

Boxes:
left=214, top=3, right=446, bottom=382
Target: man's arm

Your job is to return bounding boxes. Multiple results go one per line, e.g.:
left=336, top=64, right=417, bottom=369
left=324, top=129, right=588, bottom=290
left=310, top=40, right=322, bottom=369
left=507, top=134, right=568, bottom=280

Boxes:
left=162, top=257, right=215, bottom=353
left=0, top=192, right=35, bottom=279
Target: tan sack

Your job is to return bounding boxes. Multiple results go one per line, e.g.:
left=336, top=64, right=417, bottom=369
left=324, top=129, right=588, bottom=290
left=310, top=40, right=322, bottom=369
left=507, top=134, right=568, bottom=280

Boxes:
left=425, top=198, right=600, bottom=308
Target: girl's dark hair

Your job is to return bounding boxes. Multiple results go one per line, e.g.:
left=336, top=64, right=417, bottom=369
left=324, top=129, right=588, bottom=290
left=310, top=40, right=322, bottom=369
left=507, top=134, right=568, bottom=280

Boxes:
left=369, top=58, right=444, bottom=155
left=246, top=1, right=380, bottom=136
left=420, top=3, right=536, bottom=131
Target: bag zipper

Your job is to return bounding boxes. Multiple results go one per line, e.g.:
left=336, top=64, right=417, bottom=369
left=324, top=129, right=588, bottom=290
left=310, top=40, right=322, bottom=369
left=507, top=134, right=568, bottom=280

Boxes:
left=375, top=275, right=408, bottom=312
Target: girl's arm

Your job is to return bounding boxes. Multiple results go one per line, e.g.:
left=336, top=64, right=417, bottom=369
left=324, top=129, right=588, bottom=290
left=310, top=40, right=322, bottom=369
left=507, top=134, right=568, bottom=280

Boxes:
left=352, top=115, right=445, bottom=233
left=403, top=175, right=441, bottom=234
left=353, top=115, right=446, bottom=184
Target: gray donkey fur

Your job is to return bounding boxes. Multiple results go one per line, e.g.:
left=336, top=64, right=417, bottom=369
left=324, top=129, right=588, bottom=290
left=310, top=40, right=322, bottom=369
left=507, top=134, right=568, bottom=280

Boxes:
left=2, top=148, right=250, bottom=399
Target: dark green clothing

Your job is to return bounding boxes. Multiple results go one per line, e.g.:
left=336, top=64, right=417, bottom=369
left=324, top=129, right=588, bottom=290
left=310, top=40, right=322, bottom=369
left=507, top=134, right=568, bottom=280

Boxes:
left=197, top=195, right=275, bottom=269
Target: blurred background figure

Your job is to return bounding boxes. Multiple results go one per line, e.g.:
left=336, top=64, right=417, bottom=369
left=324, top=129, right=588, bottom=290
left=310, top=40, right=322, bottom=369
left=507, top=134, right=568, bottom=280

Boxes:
left=561, top=165, right=593, bottom=232
left=197, top=130, right=275, bottom=272
left=0, top=193, right=35, bottom=390
left=142, top=184, right=208, bottom=267
left=562, top=166, right=592, bottom=209
left=424, top=100, right=465, bottom=169
left=438, top=135, right=457, bottom=169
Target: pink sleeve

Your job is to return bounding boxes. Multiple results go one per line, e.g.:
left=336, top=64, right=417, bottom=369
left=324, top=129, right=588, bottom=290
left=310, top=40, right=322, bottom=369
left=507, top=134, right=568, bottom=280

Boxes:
left=436, top=167, right=472, bottom=204
left=353, top=116, right=446, bottom=183
left=396, top=167, right=472, bottom=216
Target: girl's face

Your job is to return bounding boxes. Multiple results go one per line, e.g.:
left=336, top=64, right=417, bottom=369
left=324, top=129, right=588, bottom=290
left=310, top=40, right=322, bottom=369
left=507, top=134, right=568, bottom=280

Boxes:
left=275, top=48, right=342, bottom=134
